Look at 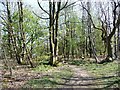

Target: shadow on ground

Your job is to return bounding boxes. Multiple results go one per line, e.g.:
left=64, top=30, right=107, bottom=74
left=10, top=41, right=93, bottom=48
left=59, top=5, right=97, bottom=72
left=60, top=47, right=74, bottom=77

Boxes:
left=24, top=74, right=119, bottom=88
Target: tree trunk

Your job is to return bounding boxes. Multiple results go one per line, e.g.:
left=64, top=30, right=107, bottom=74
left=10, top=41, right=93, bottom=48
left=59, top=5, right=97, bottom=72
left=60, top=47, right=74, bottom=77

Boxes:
left=48, top=1, right=61, bottom=66
left=18, top=1, right=25, bottom=62
left=114, top=33, right=117, bottom=59
left=30, top=34, right=34, bottom=58
left=117, top=26, right=120, bottom=59
left=0, top=25, right=2, bottom=58
left=106, top=38, right=112, bottom=58
left=82, top=5, right=86, bottom=57
left=87, top=2, right=92, bottom=58
left=6, top=1, right=21, bottom=64
left=25, top=48, right=34, bottom=68
left=6, top=1, right=12, bottom=59
left=48, top=1, right=53, bottom=65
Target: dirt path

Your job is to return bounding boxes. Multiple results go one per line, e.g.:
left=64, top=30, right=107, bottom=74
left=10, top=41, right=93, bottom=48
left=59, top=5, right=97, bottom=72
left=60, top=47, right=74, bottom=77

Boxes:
left=2, top=63, right=117, bottom=88
left=62, top=64, right=119, bottom=88
left=61, top=65, right=97, bottom=88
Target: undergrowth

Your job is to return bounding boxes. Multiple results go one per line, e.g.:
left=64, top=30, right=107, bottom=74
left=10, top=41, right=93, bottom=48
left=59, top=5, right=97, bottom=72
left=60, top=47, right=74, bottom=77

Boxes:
left=23, top=66, right=73, bottom=88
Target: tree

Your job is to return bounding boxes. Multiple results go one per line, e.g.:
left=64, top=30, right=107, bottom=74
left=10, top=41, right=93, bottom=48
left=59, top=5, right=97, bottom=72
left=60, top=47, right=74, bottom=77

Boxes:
left=6, top=1, right=22, bottom=64
left=81, top=1, right=120, bottom=62
left=0, top=1, right=42, bottom=67
left=87, top=1, right=92, bottom=58
left=81, top=2, right=87, bottom=57
left=17, top=1, right=25, bottom=62
left=0, top=24, right=1, bottom=58
left=37, top=0, right=76, bottom=65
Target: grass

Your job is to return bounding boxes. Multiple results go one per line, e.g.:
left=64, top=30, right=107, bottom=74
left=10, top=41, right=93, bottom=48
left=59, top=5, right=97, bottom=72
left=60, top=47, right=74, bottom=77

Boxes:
left=24, top=58, right=119, bottom=88
left=68, top=59, right=118, bottom=76
left=82, top=61, right=118, bottom=77
left=24, top=76, right=58, bottom=88
left=33, top=64, right=53, bottom=72
left=24, top=63, right=73, bottom=88
left=32, top=57, right=54, bottom=72
left=69, top=59, right=120, bottom=88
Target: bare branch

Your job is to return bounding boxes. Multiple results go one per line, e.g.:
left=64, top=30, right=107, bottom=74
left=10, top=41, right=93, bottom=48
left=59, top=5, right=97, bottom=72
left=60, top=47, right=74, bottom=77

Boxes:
left=37, top=0, right=49, bottom=15
left=59, top=0, right=78, bottom=11
left=32, top=11, right=49, bottom=19
left=99, top=3, right=107, bottom=27
left=80, top=3, right=103, bottom=31
left=109, top=1, right=120, bottom=39
left=59, top=0, right=68, bottom=11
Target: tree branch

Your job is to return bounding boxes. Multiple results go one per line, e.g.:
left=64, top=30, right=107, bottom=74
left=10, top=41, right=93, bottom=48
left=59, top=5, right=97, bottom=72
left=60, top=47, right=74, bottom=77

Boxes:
left=80, top=3, right=103, bottom=31
left=32, top=11, right=49, bottom=19
left=109, top=1, right=119, bottom=39
left=60, top=0, right=77, bottom=11
left=59, top=0, right=68, bottom=11
left=37, top=0, right=49, bottom=15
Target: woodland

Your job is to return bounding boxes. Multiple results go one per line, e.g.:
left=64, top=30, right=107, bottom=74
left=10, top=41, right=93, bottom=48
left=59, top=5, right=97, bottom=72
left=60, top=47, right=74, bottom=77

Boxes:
left=0, top=0, right=120, bottom=89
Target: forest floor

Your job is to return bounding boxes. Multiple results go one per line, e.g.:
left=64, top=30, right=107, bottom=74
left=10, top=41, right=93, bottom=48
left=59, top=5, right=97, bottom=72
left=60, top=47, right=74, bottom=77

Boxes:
left=1, top=58, right=120, bottom=89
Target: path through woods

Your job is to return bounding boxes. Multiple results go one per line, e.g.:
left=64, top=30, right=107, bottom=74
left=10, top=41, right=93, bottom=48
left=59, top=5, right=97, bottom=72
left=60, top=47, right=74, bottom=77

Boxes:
left=1, top=61, right=118, bottom=88
left=61, top=65, right=118, bottom=88
left=62, top=65, right=96, bottom=88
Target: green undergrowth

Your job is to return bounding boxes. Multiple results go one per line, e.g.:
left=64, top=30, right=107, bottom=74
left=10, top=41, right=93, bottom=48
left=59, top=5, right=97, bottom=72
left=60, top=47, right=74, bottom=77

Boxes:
left=32, top=56, right=52, bottom=72
left=82, top=60, right=118, bottom=77
left=33, top=64, right=53, bottom=72
left=69, top=59, right=118, bottom=76
left=23, top=66, right=73, bottom=88
left=32, top=59, right=63, bottom=72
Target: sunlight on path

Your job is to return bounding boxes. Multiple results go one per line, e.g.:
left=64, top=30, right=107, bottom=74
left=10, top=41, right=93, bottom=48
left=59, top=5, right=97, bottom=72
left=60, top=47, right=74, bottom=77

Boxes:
left=61, top=64, right=119, bottom=88
left=62, top=65, right=96, bottom=88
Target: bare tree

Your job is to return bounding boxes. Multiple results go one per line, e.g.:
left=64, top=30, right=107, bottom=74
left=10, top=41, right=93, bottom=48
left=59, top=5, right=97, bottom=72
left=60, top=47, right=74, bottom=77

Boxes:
left=81, top=1, right=120, bottom=62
